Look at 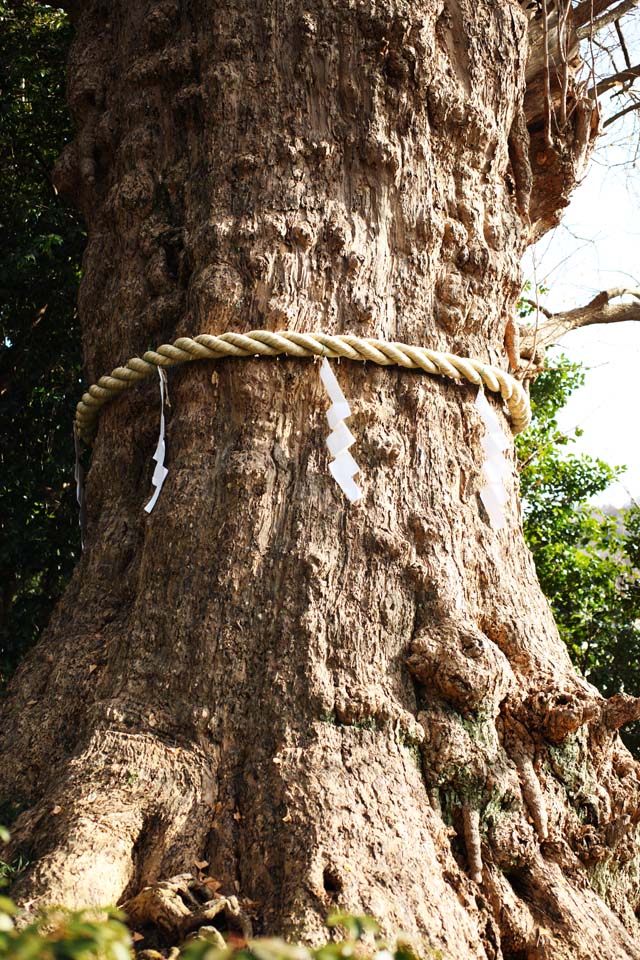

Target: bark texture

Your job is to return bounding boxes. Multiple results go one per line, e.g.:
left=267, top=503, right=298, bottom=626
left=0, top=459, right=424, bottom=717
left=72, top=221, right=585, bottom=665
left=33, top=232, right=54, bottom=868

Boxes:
left=2, top=2, right=639, bottom=958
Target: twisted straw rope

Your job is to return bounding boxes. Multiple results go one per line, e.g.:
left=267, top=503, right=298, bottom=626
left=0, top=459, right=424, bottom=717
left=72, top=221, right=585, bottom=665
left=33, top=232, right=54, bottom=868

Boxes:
left=75, top=330, right=531, bottom=445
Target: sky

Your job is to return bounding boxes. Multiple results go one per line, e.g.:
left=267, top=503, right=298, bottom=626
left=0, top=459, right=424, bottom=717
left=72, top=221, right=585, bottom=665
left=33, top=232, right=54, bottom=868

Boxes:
left=522, top=35, right=640, bottom=508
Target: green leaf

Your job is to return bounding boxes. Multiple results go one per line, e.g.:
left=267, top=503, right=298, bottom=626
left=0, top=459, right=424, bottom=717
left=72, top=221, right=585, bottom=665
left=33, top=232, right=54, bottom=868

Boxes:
left=249, top=939, right=312, bottom=960
left=516, top=350, right=640, bottom=755
left=325, top=914, right=380, bottom=941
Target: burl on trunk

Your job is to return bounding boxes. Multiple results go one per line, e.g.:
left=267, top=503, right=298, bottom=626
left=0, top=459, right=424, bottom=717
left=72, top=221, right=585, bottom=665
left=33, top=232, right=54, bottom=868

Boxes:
left=2, top=1, right=639, bottom=958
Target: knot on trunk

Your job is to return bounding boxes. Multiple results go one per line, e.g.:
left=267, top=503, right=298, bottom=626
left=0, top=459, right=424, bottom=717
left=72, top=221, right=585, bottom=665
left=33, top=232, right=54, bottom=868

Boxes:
left=407, top=613, right=514, bottom=715
left=527, top=690, right=599, bottom=742
left=529, top=690, right=640, bottom=742
left=601, top=694, right=640, bottom=732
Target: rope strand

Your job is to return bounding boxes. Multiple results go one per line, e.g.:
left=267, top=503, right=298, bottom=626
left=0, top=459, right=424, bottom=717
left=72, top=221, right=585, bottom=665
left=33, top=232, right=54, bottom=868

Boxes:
left=75, top=330, right=531, bottom=444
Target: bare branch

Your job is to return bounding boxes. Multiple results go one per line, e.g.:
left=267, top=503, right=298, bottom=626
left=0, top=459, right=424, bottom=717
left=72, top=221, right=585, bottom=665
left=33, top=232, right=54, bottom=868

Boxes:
left=592, top=36, right=620, bottom=74
left=588, top=62, right=640, bottom=97
left=576, top=0, right=640, bottom=40
left=519, top=288, right=640, bottom=359
left=615, top=20, right=631, bottom=70
left=603, top=99, right=640, bottom=127
left=521, top=298, right=554, bottom=318
left=573, top=0, right=623, bottom=30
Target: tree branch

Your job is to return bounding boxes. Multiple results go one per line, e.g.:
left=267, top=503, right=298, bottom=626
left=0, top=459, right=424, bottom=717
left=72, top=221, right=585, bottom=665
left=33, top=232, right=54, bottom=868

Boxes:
left=614, top=20, right=631, bottom=70
left=575, top=0, right=640, bottom=40
left=573, top=0, right=623, bottom=30
left=521, top=298, right=553, bottom=319
left=519, top=288, right=640, bottom=360
left=603, top=99, right=640, bottom=127
left=588, top=62, right=640, bottom=98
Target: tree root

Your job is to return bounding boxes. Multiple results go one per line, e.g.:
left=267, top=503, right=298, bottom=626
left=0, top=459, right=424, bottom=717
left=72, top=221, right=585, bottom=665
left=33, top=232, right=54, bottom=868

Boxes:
left=122, top=873, right=253, bottom=945
left=516, top=756, right=549, bottom=841
left=462, top=805, right=483, bottom=885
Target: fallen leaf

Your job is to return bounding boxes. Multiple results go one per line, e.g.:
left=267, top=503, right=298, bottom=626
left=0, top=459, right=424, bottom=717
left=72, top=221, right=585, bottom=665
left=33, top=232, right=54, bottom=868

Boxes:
left=88, top=664, right=97, bottom=674
left=132, top=932, right=145, bottom=943
left=282, top=812, right=292, bottom=823
left=204, top=878, right=222, bottom=894
left=194, top=859, right=209, bottom=870
left=52, top=805, right=62, bottom=815
left=233, top=811, right=242, bottom=821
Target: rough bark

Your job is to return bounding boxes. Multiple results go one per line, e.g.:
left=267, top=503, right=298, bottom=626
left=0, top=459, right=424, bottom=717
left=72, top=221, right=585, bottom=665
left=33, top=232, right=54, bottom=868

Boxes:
left=2, top=2, right=640, bottom=958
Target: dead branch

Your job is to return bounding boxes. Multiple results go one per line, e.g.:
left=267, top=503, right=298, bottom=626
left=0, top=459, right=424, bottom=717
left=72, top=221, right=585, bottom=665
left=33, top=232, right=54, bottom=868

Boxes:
left=573, top=0, right=625, bottom=30
left=521, top=298, right=553, bottom=319
left=604, top=99, right=640, bottom=127
left=588, top=62, right=640, bottom=98
left=519, top=287, right=640, bottom=359
left=575, top=0, right=640, bottom=40
left=614, top=20, right=631, bottom=70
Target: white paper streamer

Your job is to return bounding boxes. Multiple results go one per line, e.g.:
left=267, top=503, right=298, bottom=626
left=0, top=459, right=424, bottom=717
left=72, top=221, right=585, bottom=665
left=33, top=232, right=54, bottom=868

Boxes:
left=320, top=358, right=362, bottom=504
left=144, top=368, right=169, bottom=514
left=476, top=387, right=510, bottom=530
left=73, top=424, right=85, bottom=550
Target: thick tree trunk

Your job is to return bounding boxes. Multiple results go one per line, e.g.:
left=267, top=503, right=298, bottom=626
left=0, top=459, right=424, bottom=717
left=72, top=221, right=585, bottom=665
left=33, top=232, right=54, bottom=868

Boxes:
left=2, top=1, right=639, bottom=957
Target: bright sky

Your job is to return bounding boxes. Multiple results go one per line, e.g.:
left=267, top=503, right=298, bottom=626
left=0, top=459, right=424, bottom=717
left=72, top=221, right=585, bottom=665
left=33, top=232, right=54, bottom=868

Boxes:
left=522, top=42, right=640, bottom=508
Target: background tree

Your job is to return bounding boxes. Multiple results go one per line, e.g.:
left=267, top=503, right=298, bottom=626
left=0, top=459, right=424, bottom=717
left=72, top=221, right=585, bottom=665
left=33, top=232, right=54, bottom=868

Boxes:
left=0, top=1, right=84, bottom=684
left=3, top=1, right=640, bottom=959
left=517, top=352, right=640, bottom=754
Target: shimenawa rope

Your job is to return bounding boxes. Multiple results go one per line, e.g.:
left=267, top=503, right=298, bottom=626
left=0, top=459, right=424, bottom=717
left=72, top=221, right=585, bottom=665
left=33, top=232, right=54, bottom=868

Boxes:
left=74, top=330, right=531, bottom=444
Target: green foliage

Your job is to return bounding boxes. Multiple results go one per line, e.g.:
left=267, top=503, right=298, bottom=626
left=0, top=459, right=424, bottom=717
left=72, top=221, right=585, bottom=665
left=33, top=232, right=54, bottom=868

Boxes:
left=0, top=2, right=85, bottom=684
left=517, top=280, right=549, bottom=320
left=0, top=851, right=29, bottom=890
left=516, top=354, right=640, bottom=753
left=179, top=913, right=436, bottom=960
left=325, top=914, right=380, bottom=941
left=0, top=901, right=132, bottom=960
left=0, top=897, right=438, bottom=960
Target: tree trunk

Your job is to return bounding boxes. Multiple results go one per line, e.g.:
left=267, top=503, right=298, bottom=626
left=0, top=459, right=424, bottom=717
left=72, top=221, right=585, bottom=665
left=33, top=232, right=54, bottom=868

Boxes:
left=2, top=1, right=639, bottom=957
